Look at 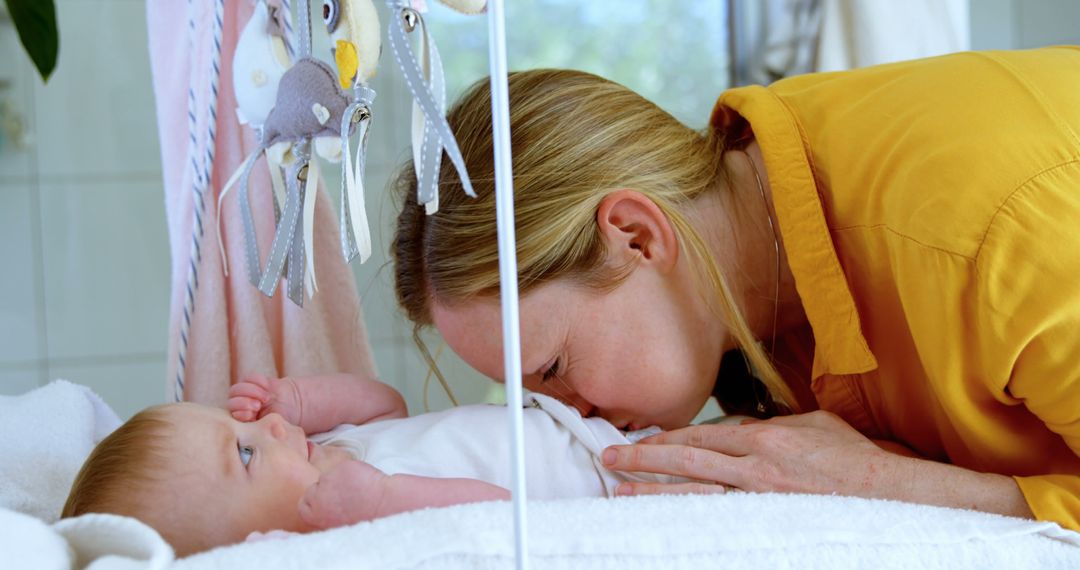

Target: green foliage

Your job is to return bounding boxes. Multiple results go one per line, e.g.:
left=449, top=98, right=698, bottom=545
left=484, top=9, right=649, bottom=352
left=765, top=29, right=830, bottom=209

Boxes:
left=5, top=0, right=59, bottom=81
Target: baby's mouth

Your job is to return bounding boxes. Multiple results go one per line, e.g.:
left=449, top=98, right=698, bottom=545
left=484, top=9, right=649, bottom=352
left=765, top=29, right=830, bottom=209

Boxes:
left=306, top=440, right=314, bottom=460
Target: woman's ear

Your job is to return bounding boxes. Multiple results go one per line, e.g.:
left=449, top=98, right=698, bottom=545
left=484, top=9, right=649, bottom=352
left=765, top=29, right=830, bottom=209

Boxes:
left=596, top=190, right=679, bottom=271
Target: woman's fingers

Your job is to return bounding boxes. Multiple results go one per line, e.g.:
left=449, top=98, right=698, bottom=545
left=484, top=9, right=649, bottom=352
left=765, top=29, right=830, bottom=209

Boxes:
left=639, top=424, right=752, bottom=456
left=615, top=481, right=733, bottom=497
left=602, top=443, right=743, bottom=486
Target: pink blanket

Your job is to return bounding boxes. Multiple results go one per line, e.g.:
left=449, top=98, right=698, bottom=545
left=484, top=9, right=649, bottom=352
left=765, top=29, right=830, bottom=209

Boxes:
left=147, top=0, right=377, bottom=406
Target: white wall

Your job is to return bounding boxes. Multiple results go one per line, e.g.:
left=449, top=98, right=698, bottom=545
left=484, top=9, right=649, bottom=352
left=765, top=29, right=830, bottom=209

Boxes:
left=0, top=1, right=170, bottom=419
left=971, top=0, right=1080, bottom=49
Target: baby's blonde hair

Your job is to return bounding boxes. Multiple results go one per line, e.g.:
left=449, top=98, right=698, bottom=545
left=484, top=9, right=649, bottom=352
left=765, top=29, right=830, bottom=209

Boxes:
left=62, top=405, right=170, bottom=522
left=392, top=68, right=797, bottom=413
left=62, top=404, right=213, bottom=556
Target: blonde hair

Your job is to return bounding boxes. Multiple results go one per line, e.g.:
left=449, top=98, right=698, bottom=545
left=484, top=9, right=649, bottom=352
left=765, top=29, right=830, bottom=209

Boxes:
left=392, top=69, right=797, bottom=413
left=62, top=406, right=170, bottom=521
left=62, top=405, right=215, bottom=556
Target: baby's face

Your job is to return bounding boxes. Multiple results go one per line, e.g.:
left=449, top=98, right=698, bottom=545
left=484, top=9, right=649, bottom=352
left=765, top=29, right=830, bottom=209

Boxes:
left=157, top=403, right=349, bottom=550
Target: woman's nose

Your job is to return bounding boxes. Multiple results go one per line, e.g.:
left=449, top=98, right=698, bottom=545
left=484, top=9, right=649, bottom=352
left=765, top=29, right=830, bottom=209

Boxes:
left=540, top=387, right=595, bottom=417
left=566, top=395, right=596, bottom=418
left=522, top=376, right=595, bottom=417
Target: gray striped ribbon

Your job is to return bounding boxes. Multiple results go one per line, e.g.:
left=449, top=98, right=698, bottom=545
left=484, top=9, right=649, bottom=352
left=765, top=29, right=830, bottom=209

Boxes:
left=236, top=147, right=266, bottom=288
left=411, top=14, right=445, bottom=211
left=286, top=165, right=307, bottom=306
left=386, top=0, right=476, bottom=207
left=257, top=158, right=308, bottom=301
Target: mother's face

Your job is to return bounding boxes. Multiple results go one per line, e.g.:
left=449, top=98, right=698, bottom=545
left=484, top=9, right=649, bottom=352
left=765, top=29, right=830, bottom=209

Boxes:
left=431, top=271, right=723, bottom=430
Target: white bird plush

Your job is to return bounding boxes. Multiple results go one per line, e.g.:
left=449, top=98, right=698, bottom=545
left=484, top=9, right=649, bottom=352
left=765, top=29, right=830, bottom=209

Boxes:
left=323, top=0, right=381, bottom=90
left=233, top=0, right=293, bottom=127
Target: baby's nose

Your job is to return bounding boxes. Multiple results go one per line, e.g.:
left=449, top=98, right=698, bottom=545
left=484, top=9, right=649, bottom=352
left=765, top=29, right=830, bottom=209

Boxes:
left=263, top=413, right=288, bottom=439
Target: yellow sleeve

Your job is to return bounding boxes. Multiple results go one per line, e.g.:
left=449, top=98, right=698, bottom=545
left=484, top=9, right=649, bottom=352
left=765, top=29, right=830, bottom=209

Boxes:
left=976, top=162, right=1080, bottom=530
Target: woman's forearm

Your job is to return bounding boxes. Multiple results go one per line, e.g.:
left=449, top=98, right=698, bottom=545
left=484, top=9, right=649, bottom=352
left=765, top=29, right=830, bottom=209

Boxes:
left=889, top=455, right=1033, bottom=518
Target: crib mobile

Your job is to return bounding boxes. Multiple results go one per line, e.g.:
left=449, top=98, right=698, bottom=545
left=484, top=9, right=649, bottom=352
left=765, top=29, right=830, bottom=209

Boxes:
left=211, top=0, right=533, bottom=566
left=219, top=0, right=485, bottom=306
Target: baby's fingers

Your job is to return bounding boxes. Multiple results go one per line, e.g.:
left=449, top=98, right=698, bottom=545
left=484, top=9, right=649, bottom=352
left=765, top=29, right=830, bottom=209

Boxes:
left=228, top=380, right=271, bottom=403
left=227, top=396, right=261, bottom=421
left=615, top=481, right=732, bottom=497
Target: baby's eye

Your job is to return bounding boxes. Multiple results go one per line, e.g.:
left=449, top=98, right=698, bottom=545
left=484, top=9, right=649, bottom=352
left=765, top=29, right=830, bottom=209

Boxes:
left=238, top=444, right=254, bottom=467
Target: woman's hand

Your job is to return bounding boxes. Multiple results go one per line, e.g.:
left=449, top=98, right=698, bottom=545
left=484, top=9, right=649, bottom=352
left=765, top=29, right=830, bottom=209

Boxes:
left=602, top=410, right=1033, bottom=518
left=603, top=410, right=911, bottom=498
left=227, top=374, right=303, bottom=425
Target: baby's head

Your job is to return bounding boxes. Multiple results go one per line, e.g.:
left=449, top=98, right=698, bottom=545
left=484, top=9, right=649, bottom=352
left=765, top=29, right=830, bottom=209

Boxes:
left=63, top=402, right=344, bottom=556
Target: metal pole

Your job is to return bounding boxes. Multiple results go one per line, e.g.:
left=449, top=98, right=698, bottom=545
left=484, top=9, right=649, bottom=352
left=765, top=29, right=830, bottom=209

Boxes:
left=486, top=0, right=529, bottom=568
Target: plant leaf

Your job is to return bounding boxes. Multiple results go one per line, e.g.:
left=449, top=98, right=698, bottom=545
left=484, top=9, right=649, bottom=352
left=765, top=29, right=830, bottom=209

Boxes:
left=4, top=0, right=59, bottom=81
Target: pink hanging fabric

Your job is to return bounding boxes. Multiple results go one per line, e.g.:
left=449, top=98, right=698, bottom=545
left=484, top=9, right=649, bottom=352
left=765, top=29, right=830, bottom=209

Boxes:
left=147, top=0, right=377, bottom=406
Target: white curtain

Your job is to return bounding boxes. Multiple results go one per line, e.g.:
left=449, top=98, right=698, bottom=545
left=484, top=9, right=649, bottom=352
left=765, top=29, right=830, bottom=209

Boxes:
left=737, top=0, right=971, bottom=84
left=816, top=0, right=970, bottom=72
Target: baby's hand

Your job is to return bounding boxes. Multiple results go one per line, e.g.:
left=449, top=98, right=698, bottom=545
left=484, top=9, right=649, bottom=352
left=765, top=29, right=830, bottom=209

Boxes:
left=298, top=460, right=388, bottom=529
left=227, top=375, right=302, bottom=425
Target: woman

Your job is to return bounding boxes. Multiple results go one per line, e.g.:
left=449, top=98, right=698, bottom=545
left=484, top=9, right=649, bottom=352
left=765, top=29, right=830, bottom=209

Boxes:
left=391, top=47, right=1080, bottom=531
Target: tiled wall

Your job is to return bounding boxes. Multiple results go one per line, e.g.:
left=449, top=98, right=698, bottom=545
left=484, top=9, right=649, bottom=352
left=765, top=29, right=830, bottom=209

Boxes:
left=0, top=1, right=171, bottom=419
left=0, top=0, right=490, bottom=419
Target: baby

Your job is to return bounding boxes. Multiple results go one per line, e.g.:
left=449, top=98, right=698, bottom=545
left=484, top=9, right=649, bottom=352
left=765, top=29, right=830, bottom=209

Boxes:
left=62, top=373, right=679, bottom=556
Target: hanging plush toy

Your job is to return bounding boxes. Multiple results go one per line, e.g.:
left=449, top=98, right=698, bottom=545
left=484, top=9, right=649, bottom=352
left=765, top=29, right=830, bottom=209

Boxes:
left=222, top=0, right=485, bottom=306
left=233, top=1, right=291, bottom=129
left=220, top=0, right=379, bottom=306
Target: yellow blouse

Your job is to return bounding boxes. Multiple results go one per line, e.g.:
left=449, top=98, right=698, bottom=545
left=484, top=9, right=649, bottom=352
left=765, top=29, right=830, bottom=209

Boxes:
left=713, top=47, right=1080, bottom=530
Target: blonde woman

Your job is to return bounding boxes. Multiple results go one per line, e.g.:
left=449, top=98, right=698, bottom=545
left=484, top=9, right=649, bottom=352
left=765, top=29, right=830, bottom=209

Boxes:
left=391, top=47, right=1080, bottom=532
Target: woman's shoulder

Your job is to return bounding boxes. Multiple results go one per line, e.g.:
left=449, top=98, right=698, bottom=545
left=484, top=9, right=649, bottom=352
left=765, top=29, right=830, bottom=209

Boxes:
left=779, top=49, right=1080, bottom=259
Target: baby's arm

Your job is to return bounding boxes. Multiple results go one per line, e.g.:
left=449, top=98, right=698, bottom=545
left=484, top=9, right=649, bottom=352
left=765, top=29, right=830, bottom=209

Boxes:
left=229, top=373, right=407, bottom=434
left=299, top=460, right=510, bottom=529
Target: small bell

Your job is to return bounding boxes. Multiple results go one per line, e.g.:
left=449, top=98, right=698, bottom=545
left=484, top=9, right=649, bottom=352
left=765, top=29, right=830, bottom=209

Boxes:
left=351, top=105, right=371, bottom=125
left=402, top=8, right=419, bottom=32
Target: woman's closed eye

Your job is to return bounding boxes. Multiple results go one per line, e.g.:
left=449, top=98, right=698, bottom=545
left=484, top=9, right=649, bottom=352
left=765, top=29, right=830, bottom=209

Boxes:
left=541, top=359, right=561, bottom=384
left=238, top=443, right=254, bottom=467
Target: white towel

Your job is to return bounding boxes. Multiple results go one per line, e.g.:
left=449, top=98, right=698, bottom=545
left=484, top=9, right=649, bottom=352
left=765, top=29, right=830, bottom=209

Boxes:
left=175, top=493, right=1080, bottom=569
left=4, top=490, right=1078, bottom=569
left=0, top=507, right=175, bottom=570
left=0, top=379, right=122, bottom=522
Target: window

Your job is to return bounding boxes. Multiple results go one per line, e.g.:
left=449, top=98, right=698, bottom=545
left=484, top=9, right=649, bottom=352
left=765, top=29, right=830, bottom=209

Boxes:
left=426, top=0, right=730, bottom=128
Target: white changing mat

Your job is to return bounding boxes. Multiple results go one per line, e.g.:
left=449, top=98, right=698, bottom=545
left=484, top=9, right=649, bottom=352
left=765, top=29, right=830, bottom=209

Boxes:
left=3, top=380, right=1079, bottom=569
left=6, top=492, right=1074, bottom=570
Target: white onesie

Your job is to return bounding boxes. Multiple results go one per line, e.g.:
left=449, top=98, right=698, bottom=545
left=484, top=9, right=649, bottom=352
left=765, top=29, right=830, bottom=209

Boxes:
left=308, top=392, right=680, bottom=500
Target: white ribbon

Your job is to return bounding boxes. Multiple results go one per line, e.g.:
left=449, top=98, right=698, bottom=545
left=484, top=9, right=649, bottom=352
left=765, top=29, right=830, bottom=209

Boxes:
left=301, top=156, right=319, bottom=298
